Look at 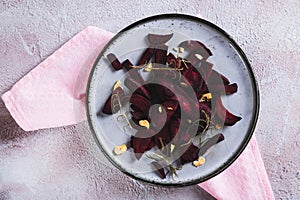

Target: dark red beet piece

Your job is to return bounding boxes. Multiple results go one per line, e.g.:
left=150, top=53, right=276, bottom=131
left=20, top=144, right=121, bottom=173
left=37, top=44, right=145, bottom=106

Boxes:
left=178, top=40, right=211, bottom=53
left=148, top=105, right=167, bottom=131
left=102, top=87, right=124, bottom=114
left=209, top=70, right=230, bottom=85
left=151, top=162, right=166, bottom=179
left=181, top=65, right=203, bottom=91
left=149, top=100, right=179, bottom=130
left=131, top=130, right=155, bottom=160
left=214, top=97, right=242, bottom=126
left=152, top=79, right=206, bottom=121
left=124, top=77, right=150, bottom=100
left=195, top=61, right=213, bottom=82
left=145, top=83, right=175, bottom=104
left=166, top=53, right=185, bottom=70
left=102, top=95, right=114, bottom=114
left=169, top=118, right=181, bottom=140
left=209, top=83, right=238, bottom=95
left=170, top=119, right=194, bottom=145
left=122, top=59, right=133, bottom=71
left=179, top=144, right=200, bottom=164
left=147, top=33, right=173, bottom=44
left=138, top=47, right=155, bottom=65
left=179, top=41, right=212, bottom=65
left=130, top=93, right=151, bottom=114
left=130, top=109, right=148, bottom=122
left=179, top=40, right=212, bottom=58
left=107, top=53, right=122, bottom=70
left=160, top=81, right=210, bottom=121
left=199, top=133, right=224, bottom=155
left=154, top=44, right=168, bottom=65
left=224, top=83, right=238, bottom=95
left=153, top=125, right=172, bottom=149
left=166, top=53, right=178, bottom=68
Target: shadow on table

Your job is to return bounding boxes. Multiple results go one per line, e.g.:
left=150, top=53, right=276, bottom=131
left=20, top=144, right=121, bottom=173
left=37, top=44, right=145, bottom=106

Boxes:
left=0, top=100, right=39, bottom=142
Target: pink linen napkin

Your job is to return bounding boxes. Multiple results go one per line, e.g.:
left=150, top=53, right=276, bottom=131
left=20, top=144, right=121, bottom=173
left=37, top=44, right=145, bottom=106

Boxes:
left=1, top=26, right=275, bottom=200
left=1, top=26, right=114, bottom=131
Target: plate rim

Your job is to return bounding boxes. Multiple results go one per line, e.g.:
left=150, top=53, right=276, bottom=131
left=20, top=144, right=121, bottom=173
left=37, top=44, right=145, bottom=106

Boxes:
left=86, top=13, right=260, bottom=187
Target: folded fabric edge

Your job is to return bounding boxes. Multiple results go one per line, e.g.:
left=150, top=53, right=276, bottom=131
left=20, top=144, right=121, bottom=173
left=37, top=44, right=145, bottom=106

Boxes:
left=198, top=136, right=275, bottom=200
left=1, top=91, right=33, bottom=131
left=1, top=26, right=114, bottom=131
left=251, top=137, right=275, bottom=199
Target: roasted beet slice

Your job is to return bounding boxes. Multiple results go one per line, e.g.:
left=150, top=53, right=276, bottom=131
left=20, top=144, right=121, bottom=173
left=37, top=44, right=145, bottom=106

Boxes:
left=166, top=53, right=178, bottom=68
left=179, top=40, right=212, bottom=59
left=161, top=81, right=209, bottom=121
left=153, top=69, right=181, bottom=82
left=138, top=47, right=155, bottom=65
left=107, top=53, right=122, bottom=70
left=124, top=77, right=150, bottom=99
left=195, top=61, right=213, bottom=82
left=214, top=97, right=242, bottom=126
left=178, top=40, right=212, bottom=54
left=209, top=83, right=238, bottom=95
left=122, top=59, right=133, bottom=71
left=102, top=87, right=124, bottom=114
left=145, top=83, right=175, bottom=103
left=181, top=65, right=203, bottom=91
left=153, top=125, right=172, bottom=149
left=224, top=83, right=238, bottom=95
left=169, top=118, right=181, bottom=139
left=209, top=70, right=230, bottom=85
left=166, top=53, right=186, bottom=70
left=151, top=162, right=166, bottom=179
left=102, top=95, right=115, bottom=114
left=171, top=120, right=193, bottom=145
left=199, top=133, right=224, bottom=155
left=162, top=100, right=179, bottom=113
left=148, top=105, right=167, bottom=131
left=154, top=44, right=168, bottom=65
left=147, top=33, right=173, bottom=44
left=131, top=130, right=155, bottom=160
left=125, top=66, right=145, bottom=85
left=179, top=144, right=200, bottom=165
left=130, top=108, right=147, bottom=122
left=149, top=100, right=179, bottom=130
left=130, top=93, right=151, bottom=114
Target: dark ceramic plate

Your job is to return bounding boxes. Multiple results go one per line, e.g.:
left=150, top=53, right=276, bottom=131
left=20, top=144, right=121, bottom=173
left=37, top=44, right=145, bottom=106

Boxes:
left=86, top=14, right=259, bottom=186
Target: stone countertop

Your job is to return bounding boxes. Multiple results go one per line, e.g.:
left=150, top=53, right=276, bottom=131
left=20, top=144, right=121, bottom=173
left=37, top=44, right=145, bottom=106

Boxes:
left=0, top=0, right=299, bottom=199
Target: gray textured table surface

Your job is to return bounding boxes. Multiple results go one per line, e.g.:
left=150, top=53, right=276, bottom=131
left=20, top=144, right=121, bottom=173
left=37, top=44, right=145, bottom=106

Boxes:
left=1, top=0, right=299, bottom=199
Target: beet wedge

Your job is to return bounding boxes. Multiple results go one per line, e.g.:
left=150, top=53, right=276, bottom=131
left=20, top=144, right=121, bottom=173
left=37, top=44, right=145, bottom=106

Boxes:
left=209, top=70, right=230, bottom=85
left=121, top=59, right=133, bottom=71
left=131, top=129, right=155, bottom=160
left=209, top=83, right=238, bottom=95
left=138, top=47, right=155, bottom=65
left=147, top=33, right=173, bottom=45
left=179, top=40, right=212, bottom=60
left=199, top=133, right=225, bottom=155
left=151, top=162, right=166, bottom=179
left=166, top=53, right=178, bottom=68
left=124, top=77, right=150, bottom=99
left=149, top=100, right=179, bottom=131
left=107, top=53, right=122, bottom=70
left=213, top=97, right=242, bottom=126
left=179, top=144, right=200, bottom=165
left=130, top=93, right=151, bottom=114
left=102, top=87, right=124, bottom=114
left=154, top=44, right=168, bottom=65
